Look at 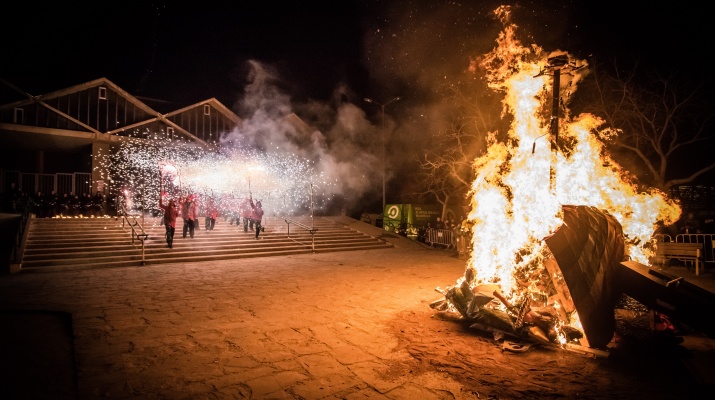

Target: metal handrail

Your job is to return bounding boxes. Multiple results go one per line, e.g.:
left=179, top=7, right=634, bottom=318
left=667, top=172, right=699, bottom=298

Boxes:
left=120, top=207, right=149, bottom=265
left=284, top=217, right=318, bottom=253
left=10, top=203, right=32, bottom=264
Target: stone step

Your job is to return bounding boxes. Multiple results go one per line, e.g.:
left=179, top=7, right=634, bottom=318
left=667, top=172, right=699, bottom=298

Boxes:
left=23, top=235, right=386, bottom=260
left=19, top=215, right=394, bottom=272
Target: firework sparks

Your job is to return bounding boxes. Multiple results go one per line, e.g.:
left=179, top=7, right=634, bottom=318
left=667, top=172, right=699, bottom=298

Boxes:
left=94, top=135, right=334, bottom=217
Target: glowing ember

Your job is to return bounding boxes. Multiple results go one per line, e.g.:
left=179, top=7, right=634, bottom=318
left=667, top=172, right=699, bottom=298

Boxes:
left=448, top=6, right=682, bottom=347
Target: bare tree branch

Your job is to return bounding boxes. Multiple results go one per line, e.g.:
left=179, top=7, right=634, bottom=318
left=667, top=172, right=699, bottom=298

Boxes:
left=580, top=61, right=715, bottom=190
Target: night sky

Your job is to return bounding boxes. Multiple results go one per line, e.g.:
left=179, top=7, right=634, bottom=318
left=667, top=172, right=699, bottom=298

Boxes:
left=4, top=1, right=710, bottom=107
left=2, top=1, right=713, bottom=189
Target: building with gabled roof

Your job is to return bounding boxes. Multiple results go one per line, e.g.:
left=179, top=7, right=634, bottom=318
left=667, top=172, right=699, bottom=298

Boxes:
left=0, top=77, right=242, bottom=198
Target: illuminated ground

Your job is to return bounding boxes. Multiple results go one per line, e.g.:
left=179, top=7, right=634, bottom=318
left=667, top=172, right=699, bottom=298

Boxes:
left=1, top=237, right=713, bottom=399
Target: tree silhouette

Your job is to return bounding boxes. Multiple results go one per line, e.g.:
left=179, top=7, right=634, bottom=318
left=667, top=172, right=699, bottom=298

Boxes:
left=411, top=84, right=504, bottom=218
left=578, top=61, right=715, bottom=190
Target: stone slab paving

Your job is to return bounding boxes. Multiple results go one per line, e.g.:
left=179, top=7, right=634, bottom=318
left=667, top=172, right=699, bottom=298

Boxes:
left=0, top=241, right=470, bottom=399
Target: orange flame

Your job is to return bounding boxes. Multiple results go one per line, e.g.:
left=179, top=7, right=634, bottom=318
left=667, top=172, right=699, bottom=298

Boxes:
left=465, top=6, right=681, bottom=299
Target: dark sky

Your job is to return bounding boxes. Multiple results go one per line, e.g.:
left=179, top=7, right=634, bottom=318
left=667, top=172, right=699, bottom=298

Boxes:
left=3, top=1, right=711, bottom=109
left=3, top=1, right=370, bottom=109
left=3, top=0, right=713, bottom=191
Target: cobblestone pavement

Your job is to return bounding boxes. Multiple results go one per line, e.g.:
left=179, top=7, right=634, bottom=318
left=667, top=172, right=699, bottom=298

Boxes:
left=0, top=237, right=475, bottom=399
left=3, top=230, right=715, bottom=400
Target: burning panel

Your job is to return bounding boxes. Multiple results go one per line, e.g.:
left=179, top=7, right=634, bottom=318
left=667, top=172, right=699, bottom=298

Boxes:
left=432, top=205, right=624, bottom=351
left=543, top=205, right=625, bottom=349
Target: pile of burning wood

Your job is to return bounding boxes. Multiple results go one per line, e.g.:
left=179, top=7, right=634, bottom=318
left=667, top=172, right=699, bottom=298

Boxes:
left=431, top=205, right=715, bottom=357
left=430, top=205, right=626, bottom=357
left=431, top=265, right=584, bottom=347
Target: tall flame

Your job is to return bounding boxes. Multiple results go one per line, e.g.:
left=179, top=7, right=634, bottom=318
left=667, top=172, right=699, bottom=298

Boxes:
left=465, top=6, right=681, bottom=297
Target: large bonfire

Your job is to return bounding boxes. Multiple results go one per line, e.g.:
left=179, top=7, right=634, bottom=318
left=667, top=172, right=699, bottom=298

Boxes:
left=435, top=6, right=681, bottom=350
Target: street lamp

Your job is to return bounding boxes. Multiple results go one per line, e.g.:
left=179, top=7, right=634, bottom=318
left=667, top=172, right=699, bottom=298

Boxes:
left=364, top=96, right=401, bottom=213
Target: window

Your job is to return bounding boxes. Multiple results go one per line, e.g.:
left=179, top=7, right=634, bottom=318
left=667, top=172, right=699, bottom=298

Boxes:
left=13, top=108, right=24, bottom=124
left=99, top=86, right=107, bottom=100
left=167, top=127, right=174, bottom=136
left=203, top=104, right=210, bottom=116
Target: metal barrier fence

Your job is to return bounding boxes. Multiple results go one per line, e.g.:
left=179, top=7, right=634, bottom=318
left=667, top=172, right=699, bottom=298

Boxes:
left=425, top=228, right=455, bottom=248
left=655, top=233, right=715, bottom=265
left=675, top=233, right=715, bottom=264
left=1, top=169, right=91, bottom=196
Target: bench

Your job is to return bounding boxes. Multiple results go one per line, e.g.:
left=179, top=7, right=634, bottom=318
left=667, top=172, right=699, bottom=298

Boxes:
left=655, top=242, right=703, bottom=275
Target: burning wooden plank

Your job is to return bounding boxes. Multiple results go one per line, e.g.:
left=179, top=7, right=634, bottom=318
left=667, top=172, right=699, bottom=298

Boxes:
left=433, top=205, right=627, bottom=354
left=543, top=205, right=625, bottom=349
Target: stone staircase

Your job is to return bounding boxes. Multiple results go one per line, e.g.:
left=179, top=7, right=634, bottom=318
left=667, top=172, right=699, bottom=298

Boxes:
left=19, top=215, right=394, bottom=272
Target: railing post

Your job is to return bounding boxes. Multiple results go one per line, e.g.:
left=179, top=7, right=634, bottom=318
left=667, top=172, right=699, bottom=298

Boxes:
left=696, top=249, right=701, bottom=276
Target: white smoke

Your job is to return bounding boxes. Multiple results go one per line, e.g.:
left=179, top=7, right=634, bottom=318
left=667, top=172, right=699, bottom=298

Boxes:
left=220, top=60, right=383, bottom=214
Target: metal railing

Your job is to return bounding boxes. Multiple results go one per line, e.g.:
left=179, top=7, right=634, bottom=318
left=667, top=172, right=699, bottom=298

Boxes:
left=1, top=169, right=91, bottom=199
left=284, top=218, right=318, bottom=253
left=120, top=207, right=149, bottom=265
left=4, top=204, right=32, bottom=273
left=654, top=233, right=714, bottom=271
left=425, top=228, right=456, bottom=249
left=675, top=233, right=715, bottom=264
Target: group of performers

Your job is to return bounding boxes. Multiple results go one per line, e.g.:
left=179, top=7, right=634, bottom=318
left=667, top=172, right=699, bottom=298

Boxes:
left=157, top=191, right=265, bottom=248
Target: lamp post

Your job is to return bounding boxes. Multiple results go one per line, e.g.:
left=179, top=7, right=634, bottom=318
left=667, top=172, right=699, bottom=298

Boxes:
left=364, top=96, right=401, bottom=213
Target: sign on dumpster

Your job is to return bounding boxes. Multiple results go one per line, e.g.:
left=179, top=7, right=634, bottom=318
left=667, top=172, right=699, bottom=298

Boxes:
left=382, top=204, right=443, bottom=232
left=413, top=204, right=442, bottom=225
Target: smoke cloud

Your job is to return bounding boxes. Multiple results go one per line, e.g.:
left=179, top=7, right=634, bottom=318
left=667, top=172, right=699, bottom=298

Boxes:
left=221, top=61, right=383, bottom=215
left=218, top=3, right=579, bottom=215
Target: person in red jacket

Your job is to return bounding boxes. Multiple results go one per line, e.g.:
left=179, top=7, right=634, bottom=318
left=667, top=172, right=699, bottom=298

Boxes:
left=159, top=194, right=179, bottom=248
left=205, top=196, right=218, bottom=231
left=251, top=199, right=264, bottom=239
left=181, top=193, right=198, bottom=238
left=239, top=195, right=253, bottom=233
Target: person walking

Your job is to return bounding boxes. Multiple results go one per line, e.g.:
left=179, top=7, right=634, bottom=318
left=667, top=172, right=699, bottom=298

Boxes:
left=239, top=195, right=253, bottom=233
left=205, top=196, right=218, bottom=231
left=251, top=199, right=264, bottom=239
left=181, top=193, right=198, bottom=238
left=159, top=193, right=179, bottom=248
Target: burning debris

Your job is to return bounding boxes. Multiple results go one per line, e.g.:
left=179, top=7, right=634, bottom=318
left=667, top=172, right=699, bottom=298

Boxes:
left=433, top=205, right=623, bottom=357
left=433, top=7, right=685, bottom=358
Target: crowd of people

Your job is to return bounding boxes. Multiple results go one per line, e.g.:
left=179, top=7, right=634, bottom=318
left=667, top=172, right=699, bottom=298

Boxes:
left=0, top=177, right=269, bottom=250
left=2, top=182, right=116, bottom=218
left=157, top=190, right=265, bottom=249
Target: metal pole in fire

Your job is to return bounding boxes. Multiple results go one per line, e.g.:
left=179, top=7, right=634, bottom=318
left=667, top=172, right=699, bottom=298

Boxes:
left=547, top=53, right=567, bottom=192
left=541, top=52, right=585, bottom=192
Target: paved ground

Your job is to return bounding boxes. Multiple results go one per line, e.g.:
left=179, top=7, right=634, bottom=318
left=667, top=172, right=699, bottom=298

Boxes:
left=1, top=230, right=714, bottom=399
left=0, top=234, right=470, bottom=399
